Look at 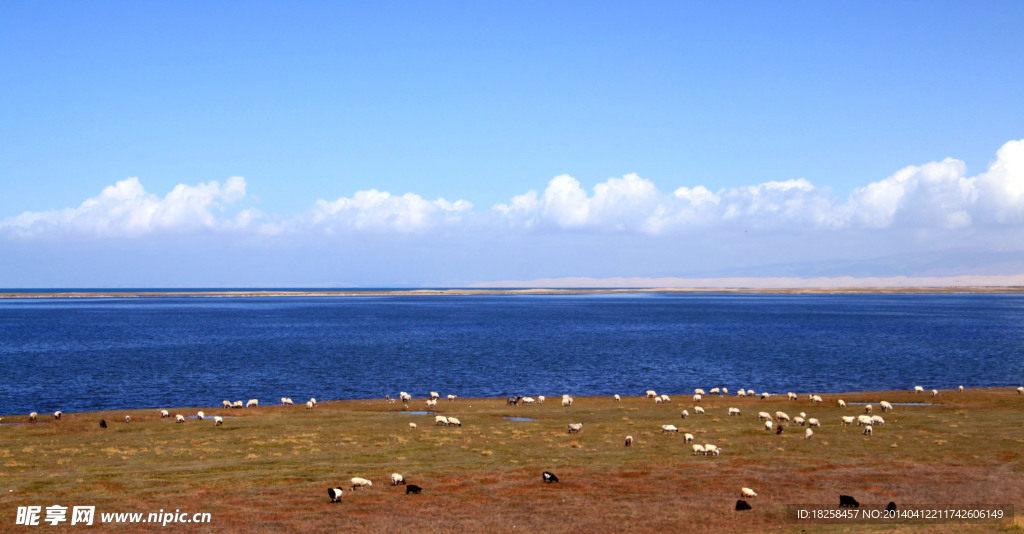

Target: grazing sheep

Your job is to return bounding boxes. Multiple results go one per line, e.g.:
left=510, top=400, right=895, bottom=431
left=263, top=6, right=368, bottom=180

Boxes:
left=659, top=394, right=671, bottom=402
left=870, top=415, right=885, bottom=426
left=737, top=389, right=747, bottom=397
left=310, top=398, right=317, bottom=406
left=810, top=395, right=823, bottom=403
left=614, top=394, right=621, bottom=402
left=197, top=411, right=205, bottom=420
left=695, top=388, right=706, bottom=396
left=430, top=391, right=440, bottom=400
left=447, top=417, right=462, bottom=427
left=931, top=389, right=939, bottom=397
left=728, top=407, right=741, bottom=416
left=864, top=404, right=873, bottom=413
left=692, top=444, right=706, bottom=455
left=175, top=414, right=185, bottom=423
left=694, top=406, right=705, bottom=415
left=886, top=502, right=897, bottom=513
left=661, top=424, right=679, bottom=433
left=862, top=425, right=873, bottom=435
left=914, top=386, right=924, bottom=393
left=447, top=394, right=458, bottom=401
left=655, top=397, right=663, bottom=404
left=232, top=401, right=243, bottom=409
left=794, top=416, right=806, bottom=426
left=1017, top=386, right=1024, bottom=395
left=223, top=400, right=232, bottom=408
left=99, top=419, right=107, bottom=428
left=736, top=500, right=752, bottom=511
left=704, top=444, right=720, bottom=456
left=880, top=401, right=893, bottom=412
left=124, top=415, right=131, bottom=423
left=328, top=487, right=343, bottom=503
left=350, top=477, right=373, bottom=490
left=567, top=423, right=583, bottom=433
left=787, top=392, right=798, bottom=400
left=799, top=411, right=806, bottom=418
left=808, top=418, right=821, bottom=428
left=841, top=416, right=856, bottom=426
left=214, top=416, right=223, bottom=426
left=52, top=411, right=62, bottom=420
left=958, top=385, right=964, bottom=392
left=710, top=388, right=721, bottom=395
left=537, top=396, right=545, bottom=404
left=246, top=399, right=258, bottom=408
left=399, top=392, right=411, bottom=402
left=29, top=412, right=37, bottom=422
left=775, top=411, right=790, bottom=422
left=684, top=433, right=694, bottom=443
left=721, top=388, right=729, bottom=395
left=507, top=396, right=520, bottom=405
left=562, top=395, right=573, bottom=407
left=160, top=410, right=170, bottom=418
left=409, top=422, right=417, bottom=430
left=758, top=412, right=772, bottom=421
left=741, top=487, right=757, bottom=498
left=625, top=435, right=633, bottom=447
left=693, top=394, right=702, bottom=403
left=680, top=410, right=689, bottom=419
left=406, top=484, right=422, bottom=494
left=764, top=421, right=774, bottom=431
left=426, top=399, right=438, bottom=407
left=306, top=401, right=314, bottom=409
left=840, top=495, right=860, bottom=508
left=857, top=415, right=873, bottom=426
left=776, top=425, right=784, bottom=435
left=435, top=416, right=449, bottom=426
left=283, top=397, right=294, bottom=405
left=804, top=428, right=814, bottom=440
left=646, top=390, right=657, bottom=398
left=542, top=471, right=559, bottom=483
left=760, top=392, right=771, bottom=400
left=391, top=473, right=406, bottom=486
left=837, top=399, right=847, bottom=407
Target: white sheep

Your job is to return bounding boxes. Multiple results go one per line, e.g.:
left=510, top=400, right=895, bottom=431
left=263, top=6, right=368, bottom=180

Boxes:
left=931, top=389, right=939, bottom=397
left=625, top=435, right=633, bottom=447
left=880, top=401, right=893, bottom=412
left=693, top=394, right=702, bottom=403
left=351, top=477, right=373, bottom=490
left=306, top=400, right=314, bottom=409
left=197, top=411, right=205, bottom=420
left=655, top=397, right=663, bottom=404
left=870, top=415, right=885, bottom=425
left=568, top=423, right=583, bottom=433
left=758, top=412, right=772, bottom=421
left=214, top=416, right=223, bottom=426
left=447, top=394, right=458, bottom=401
left=562, top=396, right=573, bottom=407
left=684, top=433, right=694, bottom=443
left=741, top=487, right=757, bottom=498
left=160, top=410, right=170, bottom=418
left=614, top=394, right=621, bottom=402
left=391, top=473, right=405, bottom=485
left=222, top=400, right=232, bottom=408
left=914, top=386, right=924, bottom=393
left=660, top=394, right=671, bottom=402
left=281, top=397, right=294, bottom=405
left=709, top=388, right=721, bottom=395
left=841, top=416, right=855, bottom=425
left=864, top=404, right=873, bottom=413
left=837, top=399, right=847, bottom=408
left=175, top=414, right=185, bottom=423
left=409, top=422, right=417, bottom=430
left=537, top=396, right=545, bottom=404
left=246, top=399, right=258, bottom=408
left=447, top=417, right=462, bottom=427
left=737, top=388, right=747, bottom=396
left=775, top=411, right=790, bottom=422
left=760, top=392, right=772, bottom=400
left=862, top=425, right=873, bottom=435
left=125, top=415, right=131, bottom=423
left=728, top=407, right=741, bottom=416
left=810, top=395, right=823, bottom=403
left=310, top=398, right=317, bottom=406
left=958, top=385, right=964, bottom=392
left=694, top=406, right=705, bottom=415
left=1018, top=387, right=1024, bottom=395
left=661, top=424, right=679, bottom=433
left=399, top=392, right=411, bottom=402
left=764, top=420, right=774, bottom=431
left=808, top=418, right=820, bottom=428
left=704, top=444, right=720, bottom=456
left=799, top=412, right=806, bottom=418
left=646, top=390, right=657, bottom=398
left=426, top=399, right=438, bottom=407
left=721, top=388, right=729, bottom=395
left=29, top=412, right=37, bottom=422
left=787, top=392, right=798, bottom=400
left=54, top=411, right=63, bottom=420
left=857, top=415, right=873, bottom=426
left=232, top=401, right=244, bottom=409
left=435, top=415, right=449, bottom=426
left=794, top=416, right=806, bottom=426
left=694, top=388, right=706, bottom=396
left=429, top=391, right=440, bottom=400
left=692, top=444, right=706, bottom=455
left=804, top=428, right=813, bottom=440
left=680, top=410, right=689, bottom=419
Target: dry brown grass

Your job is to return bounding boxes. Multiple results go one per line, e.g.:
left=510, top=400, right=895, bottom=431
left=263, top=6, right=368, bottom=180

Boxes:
left=2, top=387, right=1023, bottom=532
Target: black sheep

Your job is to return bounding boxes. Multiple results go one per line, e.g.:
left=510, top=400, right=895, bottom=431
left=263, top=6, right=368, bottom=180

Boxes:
left=99, top=420, right=107, bottom=428
left=839, top=495, right=860, bottom=508
left=542, top=471, right=559, bottom=483
left=735, top=500, right=752, bottom=511
left=406, top=484, right=422, bottom=495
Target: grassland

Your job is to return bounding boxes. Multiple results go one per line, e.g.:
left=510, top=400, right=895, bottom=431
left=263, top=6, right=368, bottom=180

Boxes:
left=2, top=388, right=1023, bottom=532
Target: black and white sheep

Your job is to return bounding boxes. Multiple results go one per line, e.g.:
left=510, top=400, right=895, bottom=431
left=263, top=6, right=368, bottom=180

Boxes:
left=328, top=487, right=343, bottom=503
left=391, top=473, right=406, bottom=485
left=542, top=471, right=559, bottom=483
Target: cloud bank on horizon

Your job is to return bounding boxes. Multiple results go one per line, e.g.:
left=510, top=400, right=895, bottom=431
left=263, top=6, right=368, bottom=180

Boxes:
left=3, top=139, right=1022, bottom=240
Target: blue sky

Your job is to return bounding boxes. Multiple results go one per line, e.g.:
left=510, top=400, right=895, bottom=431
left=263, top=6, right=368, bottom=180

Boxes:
left=2, top=2, right=1023, bottom=287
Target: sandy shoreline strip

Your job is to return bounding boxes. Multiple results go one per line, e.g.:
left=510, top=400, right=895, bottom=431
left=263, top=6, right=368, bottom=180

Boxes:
left=2, top=286, right=1024, bottom=298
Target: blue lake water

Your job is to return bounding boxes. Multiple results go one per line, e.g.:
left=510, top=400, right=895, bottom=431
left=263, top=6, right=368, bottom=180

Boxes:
left=1, top=293, right=1022, bottom=415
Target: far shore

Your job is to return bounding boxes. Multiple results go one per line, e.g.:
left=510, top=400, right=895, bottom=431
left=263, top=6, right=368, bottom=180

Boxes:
left=3, top=286, right=1024, bottom=299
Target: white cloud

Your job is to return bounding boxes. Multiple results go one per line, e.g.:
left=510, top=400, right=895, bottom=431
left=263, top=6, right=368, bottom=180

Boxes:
left=303, top=190, right=472, bottom=234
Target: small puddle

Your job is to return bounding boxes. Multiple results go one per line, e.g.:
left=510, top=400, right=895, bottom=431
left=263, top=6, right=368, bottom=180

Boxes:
left=502, top=416, right=537, bottom=422
left=847, top=402, right=934, bottom=406
left=394, top=411, right=436, bottom=415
